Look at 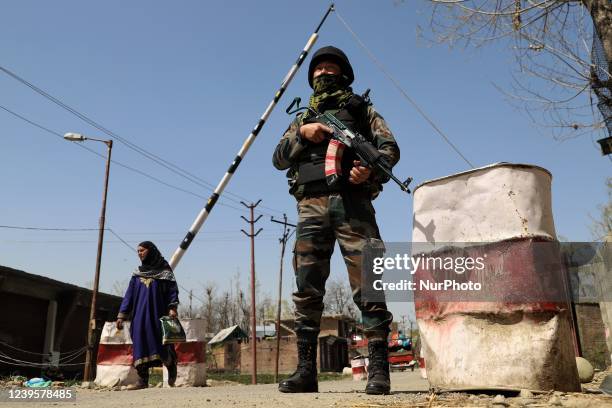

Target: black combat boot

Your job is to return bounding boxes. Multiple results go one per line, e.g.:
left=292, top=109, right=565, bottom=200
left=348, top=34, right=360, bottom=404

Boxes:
left=365, top=338, right=391, bottom=395
left=278, top=336, right=318, bottom=393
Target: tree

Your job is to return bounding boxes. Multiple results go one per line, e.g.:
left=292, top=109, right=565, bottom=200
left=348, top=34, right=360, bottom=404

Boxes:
left=418, top=0, right=611, bottom=141
left=590, top=177, right=612, bottom=240
left=323, top=278, right=359, bottom=320
left=201, top=282, right=216, bottom=334
left=111, top=278, right=129, bottom=296
left=280, top=299, right=295, bottom=319
left=194, top=274, right=253, bottom=335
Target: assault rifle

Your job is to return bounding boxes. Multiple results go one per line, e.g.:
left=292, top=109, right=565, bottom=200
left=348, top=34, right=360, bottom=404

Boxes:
left=286, top=96, right=412, bottom=193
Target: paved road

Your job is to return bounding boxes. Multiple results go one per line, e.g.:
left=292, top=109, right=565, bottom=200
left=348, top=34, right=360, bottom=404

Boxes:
left=28, top=371, right=430, bottom=408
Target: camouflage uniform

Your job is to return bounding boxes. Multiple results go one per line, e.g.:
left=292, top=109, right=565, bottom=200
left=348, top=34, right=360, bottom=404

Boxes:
left=273, top=104, right=399, bottom=338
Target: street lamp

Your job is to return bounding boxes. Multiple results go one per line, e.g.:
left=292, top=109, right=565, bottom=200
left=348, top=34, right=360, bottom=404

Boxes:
left=64, top=132, right=113, bottom=382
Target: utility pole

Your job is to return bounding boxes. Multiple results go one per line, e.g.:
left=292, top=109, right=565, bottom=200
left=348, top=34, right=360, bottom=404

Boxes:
left=270, top=214, right=296, bottom=382
left=64, top=133, right=113, bottom=382
left=189, top=290, right=193, bottom=318
left=409, top=320, right=413, bottom=341
left=241, top=200, right=263, bottom=385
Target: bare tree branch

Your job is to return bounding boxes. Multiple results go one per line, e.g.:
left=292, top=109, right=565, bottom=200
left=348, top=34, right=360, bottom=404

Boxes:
left=414, top=0, right=612, bottom=141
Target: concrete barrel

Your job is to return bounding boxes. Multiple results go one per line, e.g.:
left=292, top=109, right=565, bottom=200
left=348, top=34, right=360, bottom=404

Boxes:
left=350, top=356, right=367, bottom=381
left=162, top=318, right=207, bottom=386
left=412, top=163, right=580, bottom=391
left=94, top=322, right=139, bottom=387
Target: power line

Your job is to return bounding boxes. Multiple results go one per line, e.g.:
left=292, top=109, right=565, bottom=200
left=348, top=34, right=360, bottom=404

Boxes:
left=1, top=238, right=279, bottom=243
left=0, top=64, right=289, bottom=217
left=0, top=340, right=85, bottom=357
left=106, top=228, right=135, bottom=251
left=334, top=10, right=476, bottom=169
left=0, top=225, right=98, bottom=232
left=0, top=224, right=280, bottom=242
left=103, top=228, right=208, bottom=307
left=0, top=103, right=247, bottom=212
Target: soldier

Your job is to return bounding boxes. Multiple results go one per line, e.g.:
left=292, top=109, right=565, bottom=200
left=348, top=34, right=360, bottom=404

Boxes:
left=272, top=46, right=400, bottom=395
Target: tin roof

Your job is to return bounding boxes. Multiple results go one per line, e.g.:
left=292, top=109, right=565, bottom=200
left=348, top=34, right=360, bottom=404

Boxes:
left=208, top=325, right=247, bottom=345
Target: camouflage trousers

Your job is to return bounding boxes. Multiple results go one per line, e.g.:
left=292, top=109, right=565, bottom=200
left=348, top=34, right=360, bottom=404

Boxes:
left=292, top=191, right=393, bottom=338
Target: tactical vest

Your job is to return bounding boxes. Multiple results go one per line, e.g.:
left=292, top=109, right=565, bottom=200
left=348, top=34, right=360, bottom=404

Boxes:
left=289, top=93, right=377, bottom=199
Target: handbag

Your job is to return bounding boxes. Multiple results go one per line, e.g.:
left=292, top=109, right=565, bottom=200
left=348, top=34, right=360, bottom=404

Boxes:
left=160, top=316, right=186, bottom=344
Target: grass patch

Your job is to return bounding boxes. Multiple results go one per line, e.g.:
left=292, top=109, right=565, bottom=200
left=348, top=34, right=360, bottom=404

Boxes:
left=149, top=371, right=163, bottom=386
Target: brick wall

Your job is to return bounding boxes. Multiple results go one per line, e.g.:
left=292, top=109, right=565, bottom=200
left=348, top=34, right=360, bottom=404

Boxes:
left=240, top=337, right=322, bottom=375
left=575, top=303, right=611, bottom=369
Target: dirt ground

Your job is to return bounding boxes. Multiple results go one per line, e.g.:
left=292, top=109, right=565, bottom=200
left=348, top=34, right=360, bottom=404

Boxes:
left=9, top=370, right=612, bottom=408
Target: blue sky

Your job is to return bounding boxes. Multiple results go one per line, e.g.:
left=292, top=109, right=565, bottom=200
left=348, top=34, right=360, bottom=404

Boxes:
left=1, top=0, right=609, bottom=322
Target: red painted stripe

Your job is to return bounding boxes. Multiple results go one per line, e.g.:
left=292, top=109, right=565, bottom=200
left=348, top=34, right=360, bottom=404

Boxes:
left=175, top=341, right=205, bottom=364
left=97, top=341, right=205, bottom=366
left=415, top=239, right=568, bottom=318
left=97, top=344, right=133, bottom=365
left=388, top=354, right=414, bottom=364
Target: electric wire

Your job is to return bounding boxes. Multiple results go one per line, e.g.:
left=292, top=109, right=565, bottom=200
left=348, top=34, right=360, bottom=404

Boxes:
left=1, top=237, right=279, bottom=244
left=0, top=340, right=85, bottom=357
left=0, top=225, right=98, bottom=232
left=0, top=225, right=229, bottom=307
left=0, top=64, right=288, bottom=217
left=0, top=224, right=277, bottom=236
left=106, top=228, right=137, bottom=252
left=0, top=104, right=247, bottom=212
left=334, top=10, right=476, bottom=169
left=108, top=228, right=208, bottom=306
left=57, top=351, right=86, bottom=364
left=0, top=352, right=85, bottom=367
left=1, top=103, right=292, bottom=220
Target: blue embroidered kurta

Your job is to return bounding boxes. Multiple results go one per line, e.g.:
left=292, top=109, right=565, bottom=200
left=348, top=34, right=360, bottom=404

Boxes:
left=118, top=274, right=179, bottom=367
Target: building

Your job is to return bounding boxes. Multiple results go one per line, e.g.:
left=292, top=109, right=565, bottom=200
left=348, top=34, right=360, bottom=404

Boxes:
left=208, top=325, right=247, bottom=372
left=240, top=315, right=355, bottom=374
left=0, top=265, right=122, bottom=378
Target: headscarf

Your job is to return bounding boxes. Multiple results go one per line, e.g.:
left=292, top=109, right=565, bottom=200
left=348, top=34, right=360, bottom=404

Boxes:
left=133, top=241, right=176, bottom=281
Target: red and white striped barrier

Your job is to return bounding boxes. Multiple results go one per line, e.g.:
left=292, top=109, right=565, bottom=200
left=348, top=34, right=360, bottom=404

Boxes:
left=94, top=322, right=139, bottom=387
left=162, top=319, right=207, bottom=387
left=412, top=163, right=580, bottom=391
left=418, top=357, right=426, bottom=379
left=95, top=319, right=207, bottom=387
left=350, top=356, right=367, bottom=381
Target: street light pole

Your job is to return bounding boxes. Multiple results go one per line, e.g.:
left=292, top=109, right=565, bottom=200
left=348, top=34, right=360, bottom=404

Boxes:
left=65, top=133, right=113, bottom=382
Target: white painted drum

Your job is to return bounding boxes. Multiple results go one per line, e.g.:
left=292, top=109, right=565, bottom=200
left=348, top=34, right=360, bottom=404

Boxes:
left=94, top=322, right=139, bottom=388
left=412, top=163, right=580, bottom=392
left=413, top=163, right=556, bottom=243
left=162, top=318, right=207, bottom=387
left=95, top=319, right=207, bottom=388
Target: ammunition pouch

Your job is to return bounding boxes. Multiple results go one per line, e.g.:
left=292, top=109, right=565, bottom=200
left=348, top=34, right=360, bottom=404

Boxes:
left=288, top=92, right=383, bottom=200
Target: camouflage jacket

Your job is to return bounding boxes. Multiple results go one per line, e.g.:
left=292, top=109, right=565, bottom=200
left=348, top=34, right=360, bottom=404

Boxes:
left=272, top=103, right=400, bottom=199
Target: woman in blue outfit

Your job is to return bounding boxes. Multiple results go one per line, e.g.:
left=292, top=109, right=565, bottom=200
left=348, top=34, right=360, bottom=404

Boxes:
left=116, top=241, right=179, bottom=389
